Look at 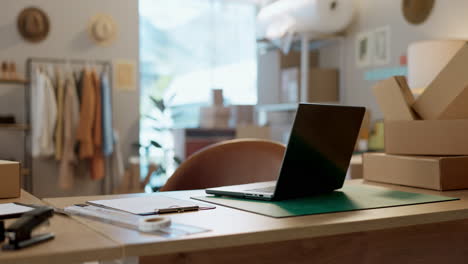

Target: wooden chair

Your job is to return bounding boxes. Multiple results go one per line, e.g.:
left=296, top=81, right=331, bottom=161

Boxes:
left=159, top=139, right=286, bottom=191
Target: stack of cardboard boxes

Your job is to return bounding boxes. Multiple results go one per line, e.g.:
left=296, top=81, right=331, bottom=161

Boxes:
left=200, top=89, right=231, bottom=129
left=279, top=51, right=339, bottom=103
left=364, top=43, right=468, bottom=191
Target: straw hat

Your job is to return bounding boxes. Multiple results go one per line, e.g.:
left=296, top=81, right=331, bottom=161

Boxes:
left=88, top=13, right=118, bottom=46
left=402, top=0, right=435, bottom=25
left=17, top=7, right=50, bottom=43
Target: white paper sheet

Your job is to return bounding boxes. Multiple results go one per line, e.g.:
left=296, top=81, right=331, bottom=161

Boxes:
left=0, top=203, right=34, bottom=216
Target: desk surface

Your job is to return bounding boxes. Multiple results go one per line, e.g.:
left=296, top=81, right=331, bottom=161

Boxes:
left=44, top=180, right=468, bottom=258
left=0, top=190, right=122, bottom=264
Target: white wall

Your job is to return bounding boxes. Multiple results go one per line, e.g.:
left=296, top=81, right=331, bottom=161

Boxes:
left=0, top=0, right=139, bottom=197
left=328, top=0, right=468, bottom=120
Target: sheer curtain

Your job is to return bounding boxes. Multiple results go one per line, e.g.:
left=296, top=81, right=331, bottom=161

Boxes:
left=140, top=0, right=257, bottom=130
left=139, top=0, right=258, bottom=188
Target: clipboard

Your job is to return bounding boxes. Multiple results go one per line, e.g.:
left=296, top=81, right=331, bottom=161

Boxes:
left=87, top=195, right=215, bottom=215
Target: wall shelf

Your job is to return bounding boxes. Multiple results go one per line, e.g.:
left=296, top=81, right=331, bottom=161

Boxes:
left=257, top=32, right=344, bottom=52
left=0, top=124, right=30, bottom=131
left=256, top=102, right=340, bottom=113
left=0, top=79, right=29, bottom=85
left=256, top=103, right=298, bottom=112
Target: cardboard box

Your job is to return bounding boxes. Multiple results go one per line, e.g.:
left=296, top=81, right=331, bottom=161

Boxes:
left=280, top=67, right=338, bottom=103
left=200, top=107, right=231, bottom=128
left=385, top=119, right=468, bottom=155
left=236, top=125, right=271, bottom=140
left=349, top=155, right=363, bottom=179
left=413, top=43, right=468, bottom=120
left=0, top=161, right=21, bottom=198
left=359, top=109, right=371, bottom=140
left=372, top=76, right=417, bottom=120
left=211, top=89, right=224, bottom=106
left=280, top=50, right=318, bottom=69
left=363, top=153, right=468, bottom=191
left=306, top=68, right=339, bottom=102
left=230, top=105, right=254, bottom=126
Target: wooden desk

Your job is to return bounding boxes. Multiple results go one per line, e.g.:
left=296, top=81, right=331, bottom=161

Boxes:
left=44, top=180, right=468, bottom=264
left=0, top=190, right=122, bottom=264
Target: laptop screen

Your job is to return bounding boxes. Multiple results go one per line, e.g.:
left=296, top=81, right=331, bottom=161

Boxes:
left=274, top=104, right=365, bottom=200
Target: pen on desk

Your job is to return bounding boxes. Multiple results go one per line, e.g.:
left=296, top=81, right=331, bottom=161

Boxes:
left=157, top=206, right=200, bottom=214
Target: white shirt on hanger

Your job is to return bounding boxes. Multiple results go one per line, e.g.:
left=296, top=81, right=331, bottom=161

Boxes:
left=31, top=67, right=57, bottom=158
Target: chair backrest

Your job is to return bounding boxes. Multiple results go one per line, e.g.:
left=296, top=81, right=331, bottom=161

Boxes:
left=160, top=139, right=286, bottom=191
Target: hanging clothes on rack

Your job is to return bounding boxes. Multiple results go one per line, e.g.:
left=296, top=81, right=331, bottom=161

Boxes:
left=111, top=129, right=125, bottom=193
left=54, top=67, right=65, bottom=160
left=101, top=68, right=114, bottom=156
left=58, top=71, right=80, bottom=189
left=90, top=69, right=105, bottom=180
left=27, top=57, right=115, bottom=192
left=76, top=69, right=96, bottom=159
left=31, top=67, right=57, bottom=158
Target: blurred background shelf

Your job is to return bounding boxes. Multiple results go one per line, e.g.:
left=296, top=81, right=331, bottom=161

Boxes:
left=0, top=124, right=30, bottom=130
left=0, top=79, right=29, bottom=85
left=256, top=103, right=298, bottom=112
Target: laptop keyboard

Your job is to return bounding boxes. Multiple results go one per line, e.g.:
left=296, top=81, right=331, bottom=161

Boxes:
left=246, top=186, right=276, bottom=193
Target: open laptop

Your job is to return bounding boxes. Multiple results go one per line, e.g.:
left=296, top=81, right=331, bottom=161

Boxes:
left=206, top=103, right=365, bottom=201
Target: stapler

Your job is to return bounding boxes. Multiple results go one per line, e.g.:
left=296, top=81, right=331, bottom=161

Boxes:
left=2, top=207, right=55, bottom=250
left=0, top=221, right=4, bottom=242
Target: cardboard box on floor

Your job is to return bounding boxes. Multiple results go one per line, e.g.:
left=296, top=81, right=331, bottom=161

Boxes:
left=364, top=153, right=468, bottom=191
left=385, top=119, right=468, bottom=155
left=0, top=160, right=21, bottom=198
left=413, top=43, right=468, bottom=120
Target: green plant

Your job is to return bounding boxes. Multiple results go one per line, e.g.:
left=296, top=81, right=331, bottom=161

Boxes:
left=141, top=94, right=182, bottom=191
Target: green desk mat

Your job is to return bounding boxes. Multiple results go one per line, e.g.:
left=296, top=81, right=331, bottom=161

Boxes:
left=192, top=185, right=458, bottom=218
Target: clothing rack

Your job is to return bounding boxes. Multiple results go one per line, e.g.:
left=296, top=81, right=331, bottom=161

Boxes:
left=26, top=57, right=114, bottom=194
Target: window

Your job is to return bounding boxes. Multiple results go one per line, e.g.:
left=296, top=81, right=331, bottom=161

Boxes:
left=139, top=0, right=258, bottom=189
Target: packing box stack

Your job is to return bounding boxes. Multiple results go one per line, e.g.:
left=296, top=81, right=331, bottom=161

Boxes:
left=0, top=160, right=21, bottom=198
left=364, top=43, right=468, bottom=191
left=200, top=89, right=231, bottom=129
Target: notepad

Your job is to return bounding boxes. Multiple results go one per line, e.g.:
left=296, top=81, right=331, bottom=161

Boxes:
left=0, top=203, right=34, bottom=219
left=87, top=195, right=215, bottom=215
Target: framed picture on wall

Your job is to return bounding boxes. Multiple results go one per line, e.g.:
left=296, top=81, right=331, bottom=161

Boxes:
left=355, top=31, right=373, bottom=68
left=372, top=26, right=391, bottom=65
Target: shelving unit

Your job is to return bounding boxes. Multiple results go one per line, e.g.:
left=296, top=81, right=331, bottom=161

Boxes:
left=0, top=79, right=29, bottom=85
left=256, top=32, right=346, bottom=125
left=0, top=77, right=31, bottom=191
left=0, top=124, right=30, bottom=130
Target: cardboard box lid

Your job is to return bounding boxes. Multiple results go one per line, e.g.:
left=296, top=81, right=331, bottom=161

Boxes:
left=413, top=43, right=468, bottom=120
left=372, top=76, right=417, bottom=121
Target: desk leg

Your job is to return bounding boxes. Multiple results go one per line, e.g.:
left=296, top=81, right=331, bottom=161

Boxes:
left=140, top=218, right=468, bottom=264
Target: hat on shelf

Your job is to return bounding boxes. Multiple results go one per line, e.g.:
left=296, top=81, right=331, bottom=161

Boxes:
left=88, top=13, right=118, bottom=46
left=17, top=7, right=50, bottom=43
